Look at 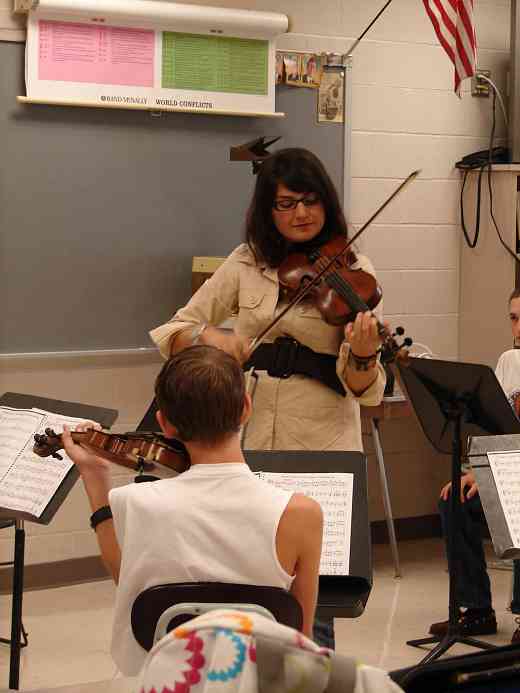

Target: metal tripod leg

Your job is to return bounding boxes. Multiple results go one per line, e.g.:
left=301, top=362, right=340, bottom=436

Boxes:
left=371, top=418, right=401, bottom=578
left=9, top=520, right=25, bottom=690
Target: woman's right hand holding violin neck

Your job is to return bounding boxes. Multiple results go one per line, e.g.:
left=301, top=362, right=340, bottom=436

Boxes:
left=198, top=325, right=252, bottom=363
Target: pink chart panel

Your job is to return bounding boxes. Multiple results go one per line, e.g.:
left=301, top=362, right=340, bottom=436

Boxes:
left=38, top=20, right=154, bottom=87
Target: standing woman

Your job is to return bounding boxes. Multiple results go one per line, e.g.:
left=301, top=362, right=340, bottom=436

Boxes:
left=150, top=148, right=387, bottom=647
left=151, top=148, right=386, bottom=453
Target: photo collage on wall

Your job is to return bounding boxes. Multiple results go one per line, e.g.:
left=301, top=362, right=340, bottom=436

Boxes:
left=276, top=51, right=323, bottom=87
left=276, top=51, right=344, bottom=124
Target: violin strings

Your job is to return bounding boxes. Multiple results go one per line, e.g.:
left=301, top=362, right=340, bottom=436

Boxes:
left=319, top=263, right=388, bottom=338
left=326, top=271, right=369, bottom=314
left=313, top=256, right=371, bottom=314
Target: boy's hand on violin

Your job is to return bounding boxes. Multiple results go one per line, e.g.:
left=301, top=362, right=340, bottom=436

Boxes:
left=75, top=420, right=102, bottom=434
left=200, top=326, right=252, bottom=364
left=344, top=311, right=380, bottom=357
left=62, top=424, right=110, bottom=476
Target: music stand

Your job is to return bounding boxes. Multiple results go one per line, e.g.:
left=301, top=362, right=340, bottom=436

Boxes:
left=245, top=450, right=372, bottom=617
left=0, top=392, right=117, bottom=691
left=468, top=433, right=520, bottom=560
left=396, top=358, right=520, bottom=666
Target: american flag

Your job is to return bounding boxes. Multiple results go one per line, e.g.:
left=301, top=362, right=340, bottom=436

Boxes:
left=423, top=0, right=477, bottom=96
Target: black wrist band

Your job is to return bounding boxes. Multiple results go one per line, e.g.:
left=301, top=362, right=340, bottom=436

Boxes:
left=347, top=350, right=378, bottom=372
left=90, top=505, right=113, bottom=530
left=349, top=351, right=378, bottom=361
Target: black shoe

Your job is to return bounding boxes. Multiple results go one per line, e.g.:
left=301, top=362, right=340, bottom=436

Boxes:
left=429, top=610, right=497, bottom=637
left=512, top=617, right=520, bottom=644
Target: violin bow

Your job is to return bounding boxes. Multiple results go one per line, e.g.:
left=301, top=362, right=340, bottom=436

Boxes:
left=247, top=169, right=420, bottom=354
left=344, top=0, right=395, bottom=58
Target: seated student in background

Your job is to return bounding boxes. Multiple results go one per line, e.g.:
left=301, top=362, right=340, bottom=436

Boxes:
left=429, top=289, right=520, bottom=642
left=62, top=344, right=323, bottom=677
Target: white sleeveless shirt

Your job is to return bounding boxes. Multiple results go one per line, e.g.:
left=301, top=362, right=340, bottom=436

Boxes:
left=495, top=348, right=520, bottom=409
left=109, top=463, right=294, bottom=676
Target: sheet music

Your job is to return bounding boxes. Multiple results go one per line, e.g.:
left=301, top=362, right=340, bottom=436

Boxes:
left=0, top=406, right=91, bottom=518
left=487, top=451, right=520, bottom=548
left=256, top=472, right=353, bottom=575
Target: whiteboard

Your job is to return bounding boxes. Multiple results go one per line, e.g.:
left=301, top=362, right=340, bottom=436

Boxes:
left=0, top=42, right=348, bottom=353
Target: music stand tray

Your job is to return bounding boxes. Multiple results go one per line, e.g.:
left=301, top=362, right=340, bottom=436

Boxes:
left=245, top=450, right=372, bottom=618
left=468, top=434, right=520, bottom=560
left=396, top=358, right=520, bottom=667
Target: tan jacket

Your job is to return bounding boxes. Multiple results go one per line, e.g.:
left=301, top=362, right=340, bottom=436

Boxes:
left=150, top=244, right=386, bottom=451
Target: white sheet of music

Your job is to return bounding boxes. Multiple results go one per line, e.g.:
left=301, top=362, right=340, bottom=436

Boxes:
left=256, top=472, right=353, bottom=575
left=487, top=451, right=520, bottom=548
left=0, top=406, right=88, bottom=518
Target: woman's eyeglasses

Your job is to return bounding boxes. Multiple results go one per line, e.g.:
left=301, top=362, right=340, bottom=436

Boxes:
left=273, top=193, right=320, bottom=212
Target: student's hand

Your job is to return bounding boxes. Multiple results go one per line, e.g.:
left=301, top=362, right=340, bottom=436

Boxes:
left=440, top=472, right=478, bottom=503
left=75, top=420, right=102, bottom=434
left=62, top=424, right=110, bottom=476
left=200, top=326, right=252, bottom=364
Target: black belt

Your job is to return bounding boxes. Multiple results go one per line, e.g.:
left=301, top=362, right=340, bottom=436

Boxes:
left=243, top=337, right=345, bottom=397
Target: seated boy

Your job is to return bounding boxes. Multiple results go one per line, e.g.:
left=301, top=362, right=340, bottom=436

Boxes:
left=63, top=344, right=323, bottom=676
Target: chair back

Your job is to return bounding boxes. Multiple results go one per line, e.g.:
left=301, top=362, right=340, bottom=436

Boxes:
left=131, top=582, right=303, bottom=651
left=137, top=609, right=361, bottom=693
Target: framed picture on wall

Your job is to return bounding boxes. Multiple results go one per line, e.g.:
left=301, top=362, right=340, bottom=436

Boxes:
left=275, top=52, right=285, bottom=84
left=317, top=69, right=344, bottom=123
left=301, top=53, right=322, bottom=87
left=283, top=52, right=301, bottom=86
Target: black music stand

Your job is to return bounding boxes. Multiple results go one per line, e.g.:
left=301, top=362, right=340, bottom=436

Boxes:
left=0, top=393, right=118, bottom=691
left=245, top=450, right=372, bottom=617
left=137, top=397, right=158, bottom=432
left=396, top=358, right=520, bottom=667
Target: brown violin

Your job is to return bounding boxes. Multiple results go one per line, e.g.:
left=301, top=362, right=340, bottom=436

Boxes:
left=278, top=236, right=411, bottom=364
left=278, top=237, right=381, bottom=326
left=33, top=428, right=190, bottom=474
left=512, top=392, right=520, bottom=420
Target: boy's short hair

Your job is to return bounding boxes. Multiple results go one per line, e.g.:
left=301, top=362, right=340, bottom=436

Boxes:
left=155, top=345, right=246, bottom=444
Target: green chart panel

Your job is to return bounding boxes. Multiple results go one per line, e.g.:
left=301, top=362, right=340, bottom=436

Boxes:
left=162, top=32, right=268, bottom=95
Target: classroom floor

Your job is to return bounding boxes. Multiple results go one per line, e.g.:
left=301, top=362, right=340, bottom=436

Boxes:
left=0, top=538, right=516, bottom=691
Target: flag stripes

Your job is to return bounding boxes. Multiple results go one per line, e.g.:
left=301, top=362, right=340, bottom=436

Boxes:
left=423, top=0, right=476, bottom=95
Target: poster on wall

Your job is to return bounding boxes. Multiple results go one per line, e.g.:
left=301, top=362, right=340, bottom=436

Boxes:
left=317, top=68, right=344, bottom=124
left=24, top=0, right=288, bottom=115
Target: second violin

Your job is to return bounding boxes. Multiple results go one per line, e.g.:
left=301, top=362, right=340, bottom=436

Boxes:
left=33, top=428, right=190, bottom=474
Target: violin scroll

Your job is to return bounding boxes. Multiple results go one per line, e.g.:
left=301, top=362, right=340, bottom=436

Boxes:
left=34, top=428, right=65, bottom=460
left=379, top=326, right=413, bottom=366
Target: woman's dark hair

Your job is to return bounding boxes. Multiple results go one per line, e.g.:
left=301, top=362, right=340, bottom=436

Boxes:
left=245, top=148, right=348, bottom=267
left=155, top=345, right=245, bottom=444
left=510, top=288, right=520, bottom=303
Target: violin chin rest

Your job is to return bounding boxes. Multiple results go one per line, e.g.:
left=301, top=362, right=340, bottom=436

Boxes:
left=134, top=474, right=160, bottom=483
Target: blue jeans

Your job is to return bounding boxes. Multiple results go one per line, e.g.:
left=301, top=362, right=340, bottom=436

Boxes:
left=439, top=493, right=520, bottom=614
left=313, top=609, right=335, bottom=649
